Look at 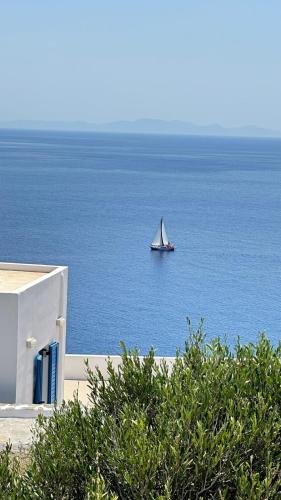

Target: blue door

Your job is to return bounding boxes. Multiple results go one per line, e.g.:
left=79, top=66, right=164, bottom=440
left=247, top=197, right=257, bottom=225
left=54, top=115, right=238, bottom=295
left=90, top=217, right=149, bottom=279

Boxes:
left=34, top=354, right=43, bottom=403
left=47, top=342, right=59, bottom=403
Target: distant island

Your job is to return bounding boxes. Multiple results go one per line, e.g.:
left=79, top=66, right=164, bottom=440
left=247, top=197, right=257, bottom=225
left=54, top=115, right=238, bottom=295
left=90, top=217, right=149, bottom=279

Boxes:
left=0, top=118, right=279, bottom=138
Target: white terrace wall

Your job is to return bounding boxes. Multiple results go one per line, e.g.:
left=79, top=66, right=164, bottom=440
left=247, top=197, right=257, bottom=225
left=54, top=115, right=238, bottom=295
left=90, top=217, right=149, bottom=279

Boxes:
left=65, top=354, right=176, bottom=381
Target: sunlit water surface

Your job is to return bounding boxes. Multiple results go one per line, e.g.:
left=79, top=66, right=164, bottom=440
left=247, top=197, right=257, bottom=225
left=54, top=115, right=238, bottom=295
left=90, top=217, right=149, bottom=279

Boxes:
left=0, top=129, right=280, bottom=354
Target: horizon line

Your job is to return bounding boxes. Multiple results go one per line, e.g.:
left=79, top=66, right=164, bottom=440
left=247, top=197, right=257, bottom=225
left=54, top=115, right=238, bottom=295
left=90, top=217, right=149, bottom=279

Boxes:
left=0, top=118, right=280, bottom=139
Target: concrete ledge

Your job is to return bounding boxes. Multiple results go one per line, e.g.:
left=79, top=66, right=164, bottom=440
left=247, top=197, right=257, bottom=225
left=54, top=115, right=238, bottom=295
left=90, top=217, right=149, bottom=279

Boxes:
left=0, top=262, right=61, bottom=273
left=65, top=354, right=176, bottom=381
left=0, top=404, right=54, bottom=419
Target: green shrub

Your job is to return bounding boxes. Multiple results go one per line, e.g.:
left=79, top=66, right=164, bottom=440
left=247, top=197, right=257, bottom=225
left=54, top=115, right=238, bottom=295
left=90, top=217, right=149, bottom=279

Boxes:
left=0, top=444, right=19, bottom=497
left=2, top=326, right=281, bottom=498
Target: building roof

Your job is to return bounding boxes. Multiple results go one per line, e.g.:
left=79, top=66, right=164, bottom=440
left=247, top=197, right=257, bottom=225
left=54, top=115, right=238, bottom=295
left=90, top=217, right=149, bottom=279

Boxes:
left=0, top=270, right=47, bottom=292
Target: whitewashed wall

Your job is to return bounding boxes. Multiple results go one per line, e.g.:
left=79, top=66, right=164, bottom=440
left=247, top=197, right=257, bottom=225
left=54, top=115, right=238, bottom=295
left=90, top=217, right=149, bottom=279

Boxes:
left=0, top=263, right=67, bottom=405
left=16, top=267, right=68, bottom=404
left=65, top=354, right=176, bottom=381
left=0, top=294, right=18, bottom=403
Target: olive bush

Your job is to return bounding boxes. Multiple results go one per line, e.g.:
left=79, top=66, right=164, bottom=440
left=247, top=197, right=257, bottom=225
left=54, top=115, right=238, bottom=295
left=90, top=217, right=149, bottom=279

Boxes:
left=2, top=326, right=281, bottom=499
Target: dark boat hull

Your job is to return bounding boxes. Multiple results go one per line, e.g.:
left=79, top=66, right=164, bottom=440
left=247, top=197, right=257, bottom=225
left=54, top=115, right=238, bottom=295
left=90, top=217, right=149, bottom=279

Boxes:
left=150, top=245, right=175, bottom=252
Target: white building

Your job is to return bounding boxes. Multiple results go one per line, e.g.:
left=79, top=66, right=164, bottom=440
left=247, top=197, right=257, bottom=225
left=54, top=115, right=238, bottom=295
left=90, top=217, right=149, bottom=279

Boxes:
left=0, top=262, right=68, bottom=405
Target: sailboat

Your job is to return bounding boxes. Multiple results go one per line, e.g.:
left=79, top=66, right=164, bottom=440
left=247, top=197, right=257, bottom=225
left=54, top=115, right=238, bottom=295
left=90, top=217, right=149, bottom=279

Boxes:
left=150, top=218, right=175, bottom=251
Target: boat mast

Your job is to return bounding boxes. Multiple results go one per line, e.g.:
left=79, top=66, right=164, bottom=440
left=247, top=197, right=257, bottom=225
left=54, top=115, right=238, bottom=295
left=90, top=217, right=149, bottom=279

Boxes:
left=160, top=217, right=164, bottom=246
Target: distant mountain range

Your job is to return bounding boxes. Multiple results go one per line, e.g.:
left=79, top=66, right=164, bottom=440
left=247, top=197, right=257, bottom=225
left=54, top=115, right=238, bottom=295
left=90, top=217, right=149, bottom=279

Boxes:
left=0, top=119, right=279, bottom=138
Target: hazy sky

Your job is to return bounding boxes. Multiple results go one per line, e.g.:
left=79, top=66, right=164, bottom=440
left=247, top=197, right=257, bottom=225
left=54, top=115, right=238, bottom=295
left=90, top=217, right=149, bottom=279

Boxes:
left=1, top=1, right=280, bottom=130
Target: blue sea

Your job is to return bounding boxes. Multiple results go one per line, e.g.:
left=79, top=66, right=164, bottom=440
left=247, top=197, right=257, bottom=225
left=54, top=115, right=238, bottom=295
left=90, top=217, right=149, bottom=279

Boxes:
left=0, top=129, right=280, bottom=355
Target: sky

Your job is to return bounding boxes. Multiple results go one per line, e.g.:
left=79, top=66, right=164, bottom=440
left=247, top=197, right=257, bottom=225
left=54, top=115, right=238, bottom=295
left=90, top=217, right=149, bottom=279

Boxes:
left=0, top=1, right=281, bottom=130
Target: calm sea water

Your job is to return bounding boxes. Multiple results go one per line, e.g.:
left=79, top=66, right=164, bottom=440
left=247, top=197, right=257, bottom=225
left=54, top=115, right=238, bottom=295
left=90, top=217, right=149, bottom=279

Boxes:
left=0, top=129, right=280, bottom=354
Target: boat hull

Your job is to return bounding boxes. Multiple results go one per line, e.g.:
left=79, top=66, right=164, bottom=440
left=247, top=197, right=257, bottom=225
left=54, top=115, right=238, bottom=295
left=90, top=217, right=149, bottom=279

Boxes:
left=150, top=245, right=175, bottom=252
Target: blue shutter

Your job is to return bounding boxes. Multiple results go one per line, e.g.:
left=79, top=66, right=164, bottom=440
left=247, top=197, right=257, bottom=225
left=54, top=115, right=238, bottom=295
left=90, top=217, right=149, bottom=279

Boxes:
left=47, top=342, right=59, bottom=403
left=34, top=354, right=43, bottom=403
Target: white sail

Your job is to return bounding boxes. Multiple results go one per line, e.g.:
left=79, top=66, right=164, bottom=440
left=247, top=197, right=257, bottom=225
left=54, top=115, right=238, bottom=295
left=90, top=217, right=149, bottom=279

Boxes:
left=151, top=218, right=169, bottom=246
left=161, top=219, right=169, bottom=245
left=151, top=224, right=162, bottom=246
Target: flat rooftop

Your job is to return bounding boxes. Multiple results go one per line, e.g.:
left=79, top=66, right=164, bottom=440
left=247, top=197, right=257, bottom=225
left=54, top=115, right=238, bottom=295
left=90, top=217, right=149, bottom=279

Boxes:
left=0, top=270, right=47, bottom=292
